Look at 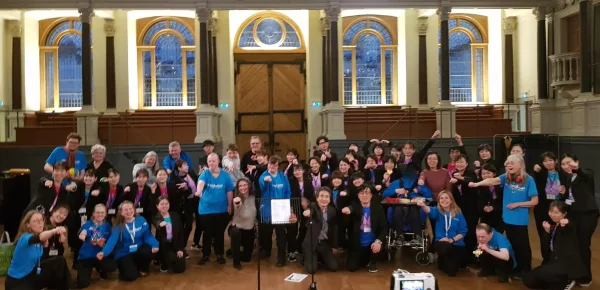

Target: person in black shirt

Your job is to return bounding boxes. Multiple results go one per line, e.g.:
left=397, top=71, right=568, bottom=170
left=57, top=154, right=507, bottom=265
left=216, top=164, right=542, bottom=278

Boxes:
left=241, top=136, right=263, bottom=176
left=198, top=139, right=221, bottom=171
left=302, top=187, right=339, bottom=274
left=86, top=144, right=114, bottom=181
left=42, top=204, right=69, bottom=261
left=313, top=136, right=338, bottom=175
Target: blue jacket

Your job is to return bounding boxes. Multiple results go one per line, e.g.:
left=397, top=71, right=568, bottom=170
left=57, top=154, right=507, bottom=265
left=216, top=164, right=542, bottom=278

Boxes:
left=428, top=207, right=468, bottom=247
left=78, top=221, right=112, bottom=260
left=101, top=216, right=159, bottom=260
left=163, top=152, right=193, bottom=172
left=258, top=170, right=291, bottom=223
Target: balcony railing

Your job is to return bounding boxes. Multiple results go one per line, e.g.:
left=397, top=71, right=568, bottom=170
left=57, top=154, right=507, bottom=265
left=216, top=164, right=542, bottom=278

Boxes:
left=549, top=52, right=580, bottom=87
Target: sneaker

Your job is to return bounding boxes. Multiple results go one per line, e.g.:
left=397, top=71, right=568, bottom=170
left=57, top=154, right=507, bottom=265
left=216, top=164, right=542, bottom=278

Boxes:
left=233, top=262, right=242, bottom=270
left=184, top=252, right=190, bottom=259
left=367, top=263, right=378, bottom=273
left=577, top=281, right=592, bottom=287
left=216, top=255, right=226, bottom=264
left=99, top=271, right=108, bottom=280
left=287, top=253, right=297, bottom=263
left=565, top=281, right=576, bottom=290
left=160, top=266, right=168, bottom=273
left=510, top=272, right=523, bottom=280
left=198, top=255, right=210, bottom=265
left=191, top=243, right=202, bottom=250
left=139, top=271, right=148, bottom=277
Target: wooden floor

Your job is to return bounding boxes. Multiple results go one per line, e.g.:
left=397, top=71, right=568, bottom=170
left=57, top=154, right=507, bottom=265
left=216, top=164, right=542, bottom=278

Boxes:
left=2, top=215, right=599, bottom=290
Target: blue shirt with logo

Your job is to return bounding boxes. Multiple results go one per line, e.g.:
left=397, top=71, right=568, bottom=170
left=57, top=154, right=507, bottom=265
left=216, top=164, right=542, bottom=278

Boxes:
left=488, top=229, right=517, bottom=268
left=7, top=233, right=43, bottom=279
left=359, top=207, right=376, bottom=247
left=78, top=221, right=112, bottom=260
left=46, top=146, right=87, bottom=173
left=101, top=216, right=159, bottom=260
left=498, top=174, right=538, bottom=226
left=428, top=206, right=468, bottom=247
left=198, top=168, right=235, bottom=215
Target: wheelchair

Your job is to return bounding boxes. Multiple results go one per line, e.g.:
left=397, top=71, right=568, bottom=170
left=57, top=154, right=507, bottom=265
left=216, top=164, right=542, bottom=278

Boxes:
left=383, top=200, right=432, bottom=266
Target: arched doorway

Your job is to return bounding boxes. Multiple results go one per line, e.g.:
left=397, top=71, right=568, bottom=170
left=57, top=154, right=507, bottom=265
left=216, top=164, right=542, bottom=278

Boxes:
left=233, top=11, right=307, bottom=161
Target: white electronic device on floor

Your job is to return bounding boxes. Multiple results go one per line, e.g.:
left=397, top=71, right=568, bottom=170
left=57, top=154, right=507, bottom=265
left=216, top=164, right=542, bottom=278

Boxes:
left=391, top=269, right=436, bottom=290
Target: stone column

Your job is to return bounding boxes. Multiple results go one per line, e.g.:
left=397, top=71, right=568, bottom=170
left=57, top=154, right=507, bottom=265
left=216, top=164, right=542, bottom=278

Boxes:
left=7, top=21, right=24, bottom=142
left=434, top=6, right=456, bottom=138
left=502, top=17, right=519, bottom=131
left=320, top=7, right=345, bottom=140
left=210, top=18, right=219, bottom=108
left=579, top=0, right=592, bottom=94
left=75, top=8, right=100, bottom=145
left=417, top=17, right=429, bottom=109
left=207, top=24, right=215, bottom=106
left=321, top=17, right=329, bottom=106
left=534, top=6, right=548, bottom=100
left=104, top=20, right=118, bottom=115
left=594, top=4, right=600, bottom=95
left=194, top=7, right=220, bottom=143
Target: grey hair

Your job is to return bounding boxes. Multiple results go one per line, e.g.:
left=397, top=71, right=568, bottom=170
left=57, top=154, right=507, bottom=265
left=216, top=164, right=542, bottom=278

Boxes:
left=91, top=144, right=106, bottom=154
left=143, top=151, right=160, bottom=173
left=169, top=141, right=180, bottom=148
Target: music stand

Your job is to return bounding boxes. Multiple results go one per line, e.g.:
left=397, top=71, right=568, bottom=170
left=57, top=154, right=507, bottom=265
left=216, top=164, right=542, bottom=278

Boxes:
left=257, top=197, right=301, bottom=290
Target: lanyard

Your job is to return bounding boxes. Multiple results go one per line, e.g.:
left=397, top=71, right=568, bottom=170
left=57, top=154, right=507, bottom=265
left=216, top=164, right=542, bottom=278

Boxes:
left=370, top=170, right=375, bottom=183
left=299, top=182, right=304, bottom=197
left=50, top=186, right=60, bottom=212
left=135, top=189, right=143, bottom=207
left=444, top=212, right=452, bottom=237
left=106, top=191, right=116, bottom=208
left=126, top=222, right=136, bottom=242
left=550, top=225, right=558, bottom=251
left=458, top=184, right=463, bottom=196
left=489, top=186, right=497, bottom=201
left=312, top=174, right=320, bottom=189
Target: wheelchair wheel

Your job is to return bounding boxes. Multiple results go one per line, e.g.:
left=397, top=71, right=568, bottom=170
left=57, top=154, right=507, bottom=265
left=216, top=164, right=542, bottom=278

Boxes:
left=415, top=251, right=431, bottom=266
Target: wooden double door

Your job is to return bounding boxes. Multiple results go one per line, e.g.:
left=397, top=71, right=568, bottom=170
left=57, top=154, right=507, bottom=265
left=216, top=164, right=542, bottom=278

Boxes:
left=235, top=62, right=307, bottom=161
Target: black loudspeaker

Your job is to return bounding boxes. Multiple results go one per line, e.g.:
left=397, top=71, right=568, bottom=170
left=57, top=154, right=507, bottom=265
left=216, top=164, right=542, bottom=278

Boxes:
left=0, top=171, right=31, bottom=240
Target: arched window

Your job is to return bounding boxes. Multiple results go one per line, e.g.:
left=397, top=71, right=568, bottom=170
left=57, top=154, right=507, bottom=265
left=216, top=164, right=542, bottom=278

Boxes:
left=438, top=17, right=487, bottom=103
left=40, top=18, right=90, bottom=109
left=137, top=17, right=196, bottom=108
left=234, top=12, right=304, bottom=52
left=342, top=17, right=396, bottom=106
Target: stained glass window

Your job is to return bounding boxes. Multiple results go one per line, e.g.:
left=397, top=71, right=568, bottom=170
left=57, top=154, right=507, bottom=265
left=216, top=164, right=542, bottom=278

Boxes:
left=138, top=18, right=196, bottom=108
left=438, top=17, right=487, bottom=103
left=237, top=15, right=301, bottom=49
left=40, top=19, right=92, bottom=109
left=342, top=18, right=396, bottom=106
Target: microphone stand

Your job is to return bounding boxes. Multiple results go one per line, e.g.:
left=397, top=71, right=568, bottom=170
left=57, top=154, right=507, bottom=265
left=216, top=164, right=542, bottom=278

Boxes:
left=308, top=203, right=317, bottom=290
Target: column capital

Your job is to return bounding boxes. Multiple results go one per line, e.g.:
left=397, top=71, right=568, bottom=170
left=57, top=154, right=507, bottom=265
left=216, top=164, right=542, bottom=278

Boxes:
left=324, top=6, right=341, bottom=23
left=417, top=17, right=429, bottom=35
left=8, top=20, right=22, bottom=37
left=104, top=19, right=115, bottom=37
left=78, top=8, right=94, bottom=23
left=545, top=13, right=554, bottom=23
left=208, top=17, right=218, bottom=33
left=437, top=6, right=452, bottom=21
left=532, top=6, right=547, bottom=21
left=196, top=7, right=213, bottom=23
left=503, top=16, right=517, bottom=34
left=320, top=17, right=331, bottom=36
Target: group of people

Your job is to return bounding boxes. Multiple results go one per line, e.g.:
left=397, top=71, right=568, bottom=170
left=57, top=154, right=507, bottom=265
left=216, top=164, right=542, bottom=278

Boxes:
left=3, top=131, right=597, bottom=290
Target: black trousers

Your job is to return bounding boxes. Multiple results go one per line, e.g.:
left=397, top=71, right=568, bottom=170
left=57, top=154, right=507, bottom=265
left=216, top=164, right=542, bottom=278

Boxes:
left=392, top=206, right=421, bottom=234
left=116, top=245, right=152, bottom=281
left=199, top=212, right=230, bottom=257
left=434, top=242, right=465, bottom=277
left=159, top=242, right=186, bottom=273
left=286, top=223, right=299, bottom=253
left=193, top=213, right=203, bottom=245
left=67, top=212, right=84, bottom=261
left=505, top=223, right=531, bottom=273
left=347, top=246, right=377, bottom=272
left=523, top=262, right=571, bottom=290
left=296, top=222, right=307, bottom=254
left=337, top=215, right=353, bottom=249
left=5, top=256, right=71, bottom=290
left=184, top=198, right=198, bottom=245
left=463, top=211, right=479, bottom=265
left=533, top=205, right=551, bottom=263
left=76, top=257, right=117, bottom=288
left=479, top=251, right=514, bottom=278
left=570, top=210, right=598, bottom=282
left=259, top=223, right=287, bottom=262
left=228, top=226, right=255, bottom=264
left=304, top=240, right=338, bottom=274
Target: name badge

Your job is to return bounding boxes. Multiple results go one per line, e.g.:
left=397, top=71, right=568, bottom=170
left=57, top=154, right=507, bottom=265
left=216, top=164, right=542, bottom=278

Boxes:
left=78, top=208, right=86, bottom=214
left=546, top=194, right=556, bottom=200
left=80, top=215, right=88, bottom=226
left=136, top=208, right=144, bottom=214
left=49, top=249, right=58, bottom=256
left=108, top=209, right=116, bottom=215
left=36, top=267, right=41, bottom=275
left=364, top=227, right=371, bottom=233
left=129, top=244, right=138, bottom=253
left=566, top=199, right=574, bottom=205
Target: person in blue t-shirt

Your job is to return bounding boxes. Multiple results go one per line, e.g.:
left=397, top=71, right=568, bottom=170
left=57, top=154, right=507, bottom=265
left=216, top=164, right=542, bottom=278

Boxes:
left=417, top=190, right=468, bottom=277
left=97, top=201, right=159, bottom=282
left=163, top=141, right=194, bottom=175
left=258, top=155, right=293, bottom=267
left=195, top=153, right=234, bottom=265
left=5, top=211, right=71, bottom=290
left=474, top=223, right=516, bottom=283
left=76, top=204, right=117, bottom=288
left=44, top=132, right=87, bottom=181
left=342, top=184, right=387, bottom=273
left=469, top=154, right=538, bottom=280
